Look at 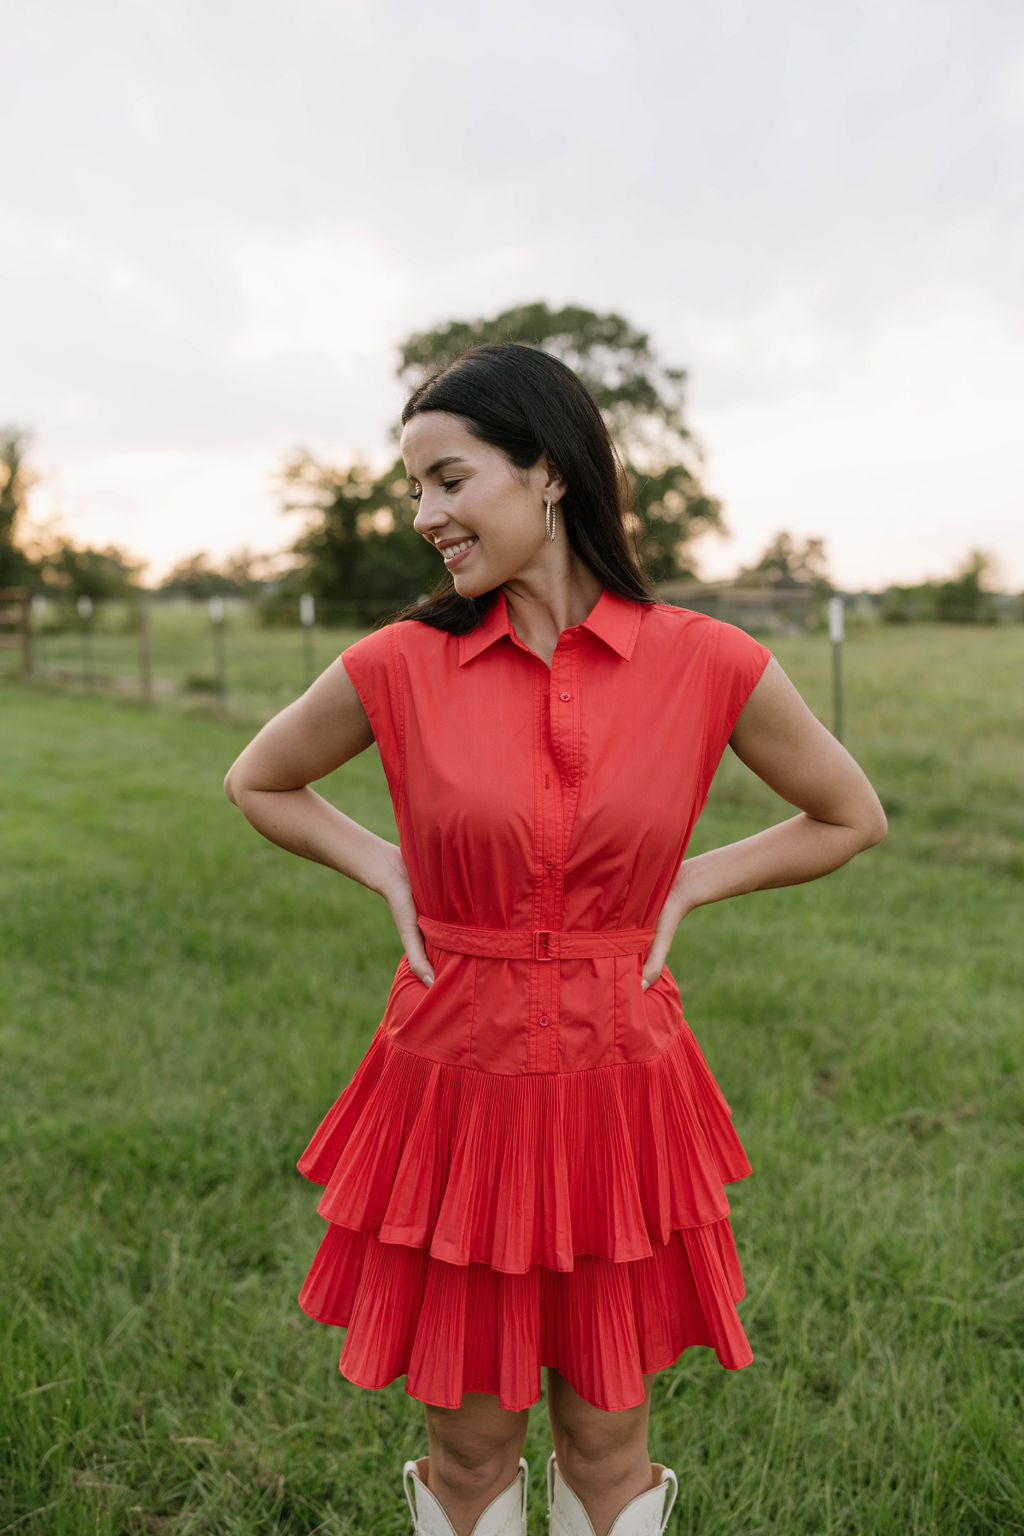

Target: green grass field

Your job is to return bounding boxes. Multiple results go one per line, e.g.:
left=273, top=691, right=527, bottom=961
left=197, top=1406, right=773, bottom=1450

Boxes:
left=1, top=624, right=1022, bottom=1534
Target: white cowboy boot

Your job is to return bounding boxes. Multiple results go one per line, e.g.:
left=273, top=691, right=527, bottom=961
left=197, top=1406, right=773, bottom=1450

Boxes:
left=546, top=1452, right=678, bottom=1536
left=403, top=1455, right=530, bottom=1536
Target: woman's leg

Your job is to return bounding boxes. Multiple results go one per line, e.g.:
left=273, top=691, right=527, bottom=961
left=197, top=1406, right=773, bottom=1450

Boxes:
left=545, top=1367, right=660, bottom=1536
left=416, top=1391, right=531, bottom=1536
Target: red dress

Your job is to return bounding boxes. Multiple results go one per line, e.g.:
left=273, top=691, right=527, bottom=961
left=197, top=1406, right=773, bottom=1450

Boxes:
left=297, top=588, right=772, bottom=1412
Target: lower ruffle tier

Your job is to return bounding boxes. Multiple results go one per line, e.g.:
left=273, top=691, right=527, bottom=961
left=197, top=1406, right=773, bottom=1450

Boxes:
left=299, top=1218, right=753, bottom=1412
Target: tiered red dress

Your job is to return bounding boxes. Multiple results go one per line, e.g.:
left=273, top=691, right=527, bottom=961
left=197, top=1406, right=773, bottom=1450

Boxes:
left=297, top=588, right=772, bottom=1412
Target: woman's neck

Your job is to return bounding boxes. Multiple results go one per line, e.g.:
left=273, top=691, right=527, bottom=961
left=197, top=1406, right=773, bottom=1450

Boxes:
left=502, top=561, right=604, bottom=667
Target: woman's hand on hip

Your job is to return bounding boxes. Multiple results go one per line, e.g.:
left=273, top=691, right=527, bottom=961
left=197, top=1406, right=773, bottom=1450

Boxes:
left=377, top=844, right=434, bottom=987
left=641, top=877, right=689, bottom=991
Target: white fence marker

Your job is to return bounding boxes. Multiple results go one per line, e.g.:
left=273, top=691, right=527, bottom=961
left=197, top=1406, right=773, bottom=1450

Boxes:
left=300, top=593, right=316, bottom=687
left=208, top=596, right=227, bottom=703
left=828, top=595, right=844, bottom=742
left=828, top=595, right=845, bottom=645
left=77, top=593, right=94, bottom=681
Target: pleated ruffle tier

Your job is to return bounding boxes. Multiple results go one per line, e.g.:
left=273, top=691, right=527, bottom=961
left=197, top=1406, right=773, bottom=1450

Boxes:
left=297, top=1020, right=754, bottom=1411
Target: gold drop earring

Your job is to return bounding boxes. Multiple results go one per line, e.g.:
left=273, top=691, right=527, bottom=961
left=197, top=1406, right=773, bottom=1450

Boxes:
left=545, top=498, right=557, bottom=541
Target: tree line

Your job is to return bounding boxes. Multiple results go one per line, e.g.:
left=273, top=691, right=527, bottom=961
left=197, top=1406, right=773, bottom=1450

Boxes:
left=1, top=302, right=1012, bottom=624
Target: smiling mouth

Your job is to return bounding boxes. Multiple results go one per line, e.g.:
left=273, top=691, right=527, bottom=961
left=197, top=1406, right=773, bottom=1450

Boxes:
left=440, top=537, right=478, bottom=563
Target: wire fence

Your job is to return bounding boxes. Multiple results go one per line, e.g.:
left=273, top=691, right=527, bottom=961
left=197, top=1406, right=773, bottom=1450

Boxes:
left=1, top=592, right=383, bottom=721
left=1, top=588, right=824, bottom=719
left=2, top=585, right=1017, bottom=732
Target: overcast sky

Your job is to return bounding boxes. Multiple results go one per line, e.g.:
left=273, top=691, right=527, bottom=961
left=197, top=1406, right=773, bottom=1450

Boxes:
left=4, top=0, right=1023, bottom=589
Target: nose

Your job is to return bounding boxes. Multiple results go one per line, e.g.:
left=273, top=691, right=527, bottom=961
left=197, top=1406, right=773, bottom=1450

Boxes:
left=412, top=491, right=449, bottom=541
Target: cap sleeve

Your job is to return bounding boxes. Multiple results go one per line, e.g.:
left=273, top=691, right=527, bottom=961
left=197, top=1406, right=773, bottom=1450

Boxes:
left=698, top=620, right=773, bottom=799
left=340, top=623, right=405, bottom=811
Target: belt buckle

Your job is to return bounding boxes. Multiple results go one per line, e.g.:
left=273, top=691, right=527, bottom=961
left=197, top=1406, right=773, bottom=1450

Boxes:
left=532, top=930, right=554, bottom=961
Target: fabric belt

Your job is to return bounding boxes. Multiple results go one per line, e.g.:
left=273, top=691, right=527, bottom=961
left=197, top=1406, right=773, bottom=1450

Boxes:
left=417, top=916, right=655, bottom=962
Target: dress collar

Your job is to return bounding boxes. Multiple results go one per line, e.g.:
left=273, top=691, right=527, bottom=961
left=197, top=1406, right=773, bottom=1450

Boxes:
left=458, top=587, right=643, bottom=666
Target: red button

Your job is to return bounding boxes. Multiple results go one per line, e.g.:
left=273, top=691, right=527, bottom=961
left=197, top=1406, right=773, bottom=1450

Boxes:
left=559, top=691, right=571, bottom=702
left=563, top=777, right=575, bottom=788
left=544, top=859, right=554, bottom=869
left=539, top=1015, right=550, bottom=1028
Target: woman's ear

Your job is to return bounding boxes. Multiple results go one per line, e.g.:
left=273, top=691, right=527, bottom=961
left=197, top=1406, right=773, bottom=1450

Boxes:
left=542, top=454, right=567, bottom=504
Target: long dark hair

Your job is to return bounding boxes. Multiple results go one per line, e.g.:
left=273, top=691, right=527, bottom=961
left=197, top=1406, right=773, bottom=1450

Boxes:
left=390, top=343, right=655, bottom=633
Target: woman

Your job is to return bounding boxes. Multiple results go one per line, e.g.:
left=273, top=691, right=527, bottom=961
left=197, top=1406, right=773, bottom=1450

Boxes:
left=224, top=343, right=886, bottom=1536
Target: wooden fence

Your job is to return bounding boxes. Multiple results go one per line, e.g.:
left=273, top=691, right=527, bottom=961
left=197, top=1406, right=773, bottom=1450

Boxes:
left=0, top=587, right=31, bottom=675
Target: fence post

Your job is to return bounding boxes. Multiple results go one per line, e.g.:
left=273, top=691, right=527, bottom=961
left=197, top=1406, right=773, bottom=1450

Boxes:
left=20, top=589, right=32, bottom=676
left=0, top=587, right=31, bottom=676
left=828, top=595, right=844, bottom=743
left=209, top=596, right=227, bottom=709
left=31, top=594, right=48, bottom=676
left=77, top=594, right=94, bottom=685
left=300, top=593, right=315, bottom=688
left=138, top=594, right=153, bottom=705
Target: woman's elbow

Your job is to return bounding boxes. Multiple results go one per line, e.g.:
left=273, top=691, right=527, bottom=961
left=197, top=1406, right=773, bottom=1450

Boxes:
left=223, top=766, right=241, bottom=805
left=858, top=800, right=888, bottom=849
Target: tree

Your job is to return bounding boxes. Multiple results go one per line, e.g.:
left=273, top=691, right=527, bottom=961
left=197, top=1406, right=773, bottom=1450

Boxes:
left=880, top=549, right=1001, bottom=624
left=284, top=302, right=725, bottom=607
left=159, top=552, right=238, bottom=599
left=160, top=547, right=280, bottom=599
left=40, top=539, right=142, bottom=601
left=398, top=302, right=725, bottom=581
left=158, top=548, right=274, bottom=599
left=934, top=549, right=999, bottom=623
left=279, top=455, right=439, bottom=619
left=733, top=531, right=831, bottom=591
left=221, top=547, right=275, bottom=595
left=0, top=427, right=38, bottom=588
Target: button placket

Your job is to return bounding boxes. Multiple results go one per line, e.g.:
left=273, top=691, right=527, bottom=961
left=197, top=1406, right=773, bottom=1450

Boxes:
left=528, top=672, right=549, bottom=1072
left=550, top=645, right=583, bottom=870
left=532, top=667, right=565, bottom=1071
left=533, top=644, right=583, bottom=1071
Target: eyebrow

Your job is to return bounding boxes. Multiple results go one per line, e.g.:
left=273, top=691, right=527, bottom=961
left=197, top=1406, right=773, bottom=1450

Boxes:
left=406, top=454, right=468, bottom=484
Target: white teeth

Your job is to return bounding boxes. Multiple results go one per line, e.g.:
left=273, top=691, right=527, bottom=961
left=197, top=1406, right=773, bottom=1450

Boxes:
left=442, top=537, right=477, bottom=561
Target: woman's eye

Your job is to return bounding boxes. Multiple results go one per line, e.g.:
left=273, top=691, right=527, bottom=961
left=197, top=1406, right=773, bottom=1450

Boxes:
left=408, top=479, right=460, bottom=503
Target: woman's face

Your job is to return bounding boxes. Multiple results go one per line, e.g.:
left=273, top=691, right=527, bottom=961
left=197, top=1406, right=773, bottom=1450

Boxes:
left=400, top=411, right=564, bottom=597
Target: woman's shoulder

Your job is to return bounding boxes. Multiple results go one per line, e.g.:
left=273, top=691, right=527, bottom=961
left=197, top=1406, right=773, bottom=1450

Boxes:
left=645, top=600, right=717, bottom=630
left=642, top=600, right=758, bottom=646
left=639, top=601, right=773, bottom=679
left=343, top=616, right=454, bottom=663
left=386, top=616, right=461, bottom=660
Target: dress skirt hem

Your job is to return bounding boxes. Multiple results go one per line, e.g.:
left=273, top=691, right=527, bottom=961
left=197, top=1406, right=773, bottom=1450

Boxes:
left=298, top=1217, right=753, bottom=1413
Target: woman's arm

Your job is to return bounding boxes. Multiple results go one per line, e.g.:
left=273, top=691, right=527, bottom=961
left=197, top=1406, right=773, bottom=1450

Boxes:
left=224, top=657, right=435, bottom=984
left=642, top=657, right=887, bottom=988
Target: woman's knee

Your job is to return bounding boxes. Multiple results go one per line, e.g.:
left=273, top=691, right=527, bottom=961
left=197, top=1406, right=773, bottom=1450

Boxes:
left=546, top=1367, right=655, bottom=1465
left=424, top=1392, right=529, bottom=1485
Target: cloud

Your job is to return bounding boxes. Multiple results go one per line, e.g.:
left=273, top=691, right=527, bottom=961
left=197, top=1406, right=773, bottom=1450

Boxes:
left=3, top=0, right=1022, bottom=584
left=692, top=286, right=1024, bottom=586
